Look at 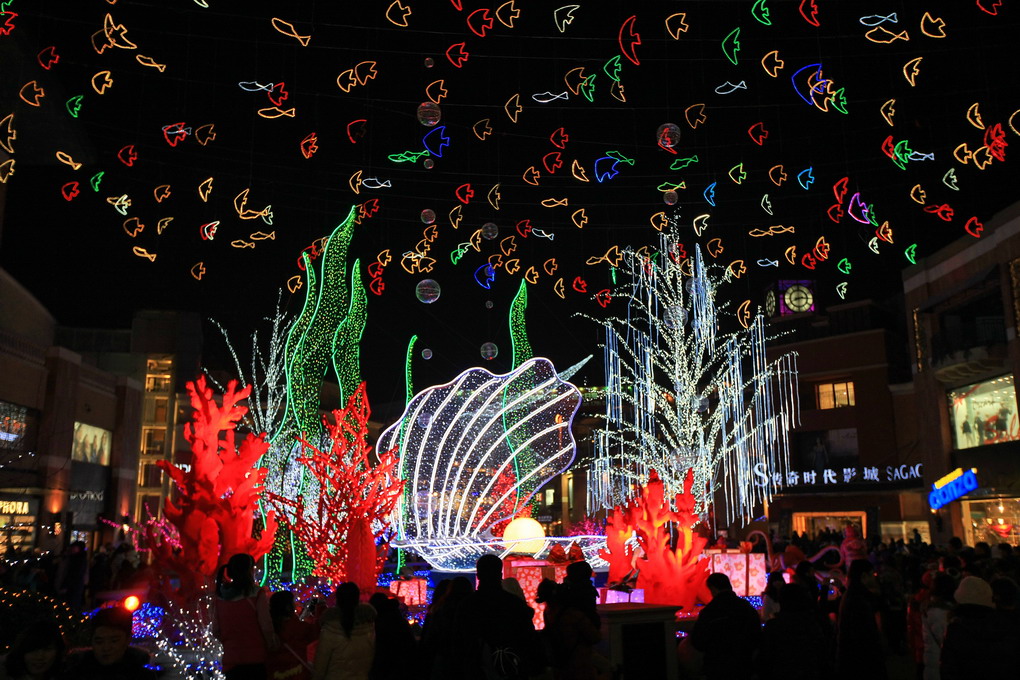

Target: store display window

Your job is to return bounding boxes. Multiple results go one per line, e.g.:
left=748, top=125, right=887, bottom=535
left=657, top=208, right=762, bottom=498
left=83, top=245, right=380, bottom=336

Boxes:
left=963, top=498, right=1019, bottom=547
left=948, top=374, right=1020, bottom=450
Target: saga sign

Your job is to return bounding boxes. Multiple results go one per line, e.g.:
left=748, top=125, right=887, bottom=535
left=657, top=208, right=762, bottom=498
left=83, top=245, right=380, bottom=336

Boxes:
left=928, top=468, right=979, bottom=510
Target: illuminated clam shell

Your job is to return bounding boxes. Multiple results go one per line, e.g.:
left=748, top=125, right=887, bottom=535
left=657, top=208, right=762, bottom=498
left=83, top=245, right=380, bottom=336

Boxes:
left=378, top=357, right=582, bottom=570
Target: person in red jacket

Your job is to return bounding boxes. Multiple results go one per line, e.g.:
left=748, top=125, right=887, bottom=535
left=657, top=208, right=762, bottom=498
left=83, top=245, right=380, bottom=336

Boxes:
left=266, top=590, right=318, bottom=680
left=212, top=553, right=278, bottom=680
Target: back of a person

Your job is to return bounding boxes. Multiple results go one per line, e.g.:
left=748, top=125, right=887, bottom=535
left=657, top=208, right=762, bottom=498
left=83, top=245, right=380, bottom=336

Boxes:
left=758, top=585, right=828, bottom=680
left=696, top=591, right=760, bottom=679
left=759, top=611, right=827, bottom=680
left=315, top=605, right=375, bottom=680
left=266, top=615, right=316, bottom=680
left=940, top=604, right=1015, bottom=678
left=543, top=600, right=601, bottom=680
left=369, top=595, right=417, bottom=680
left=216, top=595, right=269, bottom=670
left=456, top=555, right=541, bottom=680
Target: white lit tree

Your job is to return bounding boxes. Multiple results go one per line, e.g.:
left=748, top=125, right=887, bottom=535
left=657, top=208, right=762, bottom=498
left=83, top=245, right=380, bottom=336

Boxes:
left=584, top=230, right=800, bottom=525
left=205, top=290, right=293, bottom=439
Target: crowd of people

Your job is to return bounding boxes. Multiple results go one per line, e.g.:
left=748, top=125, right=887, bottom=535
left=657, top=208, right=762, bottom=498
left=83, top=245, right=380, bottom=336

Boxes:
left=0, top=541, right=149, bottom=608
left=2, top=533, right=1020, bottom=680
left=211, top=552, right=609, bottom=680
left=681, top=533, right=1020, bottom=680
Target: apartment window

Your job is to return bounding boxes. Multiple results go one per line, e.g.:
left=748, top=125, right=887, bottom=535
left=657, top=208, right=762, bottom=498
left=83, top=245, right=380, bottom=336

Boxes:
left=544, top=488, right=555, bottom=506
left=142, top=428, right=166, bottom=456
left=145, top=375, right=172, bottom=393
left=153, top=397, right=169, bottom=423
left=816, top=381, right=855, bottom=410
left=139, top=463, right=163, bottom=488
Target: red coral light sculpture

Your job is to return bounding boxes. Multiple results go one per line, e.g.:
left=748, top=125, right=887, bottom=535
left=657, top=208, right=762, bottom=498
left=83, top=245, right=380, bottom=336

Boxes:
left=599, top=469, right=710, bottom=612
left=269, top=383, right=404, bottom=593
left=150, top=376, right=278, bottom=602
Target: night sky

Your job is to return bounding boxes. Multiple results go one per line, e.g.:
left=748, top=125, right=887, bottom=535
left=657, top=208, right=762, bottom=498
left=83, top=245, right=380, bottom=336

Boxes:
left=1, top=1, right=1018, bottom=406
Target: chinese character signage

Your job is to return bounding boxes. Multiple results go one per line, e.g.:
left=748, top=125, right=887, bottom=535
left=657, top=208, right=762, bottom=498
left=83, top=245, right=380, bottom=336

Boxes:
left=767, top=463, right=923, bottom=491
left=948, top=374, right=1019, bottom=450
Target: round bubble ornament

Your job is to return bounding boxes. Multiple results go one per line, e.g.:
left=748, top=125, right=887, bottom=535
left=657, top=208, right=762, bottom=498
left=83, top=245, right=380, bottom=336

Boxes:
left=423, top=158, right=435, bottom=169
left=420, top=209, right=436, bottom=224
left=415, top=279, right=441, bottom=304
left=421, top=348, right=433, bottom=360
left=417, top=102, right=442, bottom=127
left=481, top=222, right=499, bottom=240
left=664, top=191, right=678, bottom=206
left=656, top=123, right=682, bottom=149
left=480, top=342, right=499, bottom=360
left=663, top=305, right=688, bottom=329
left=424, top=57, right=434, bottom=68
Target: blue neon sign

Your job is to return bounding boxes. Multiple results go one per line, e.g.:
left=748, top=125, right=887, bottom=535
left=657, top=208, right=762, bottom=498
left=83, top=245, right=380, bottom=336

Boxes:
left=928, top=468, right=978, bottom=510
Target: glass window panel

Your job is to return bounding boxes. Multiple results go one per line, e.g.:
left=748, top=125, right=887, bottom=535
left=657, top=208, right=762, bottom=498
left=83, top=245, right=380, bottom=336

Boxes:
left=817, top=385, right=834, bottom=410
left=948, top=374, right=1019, bottom=450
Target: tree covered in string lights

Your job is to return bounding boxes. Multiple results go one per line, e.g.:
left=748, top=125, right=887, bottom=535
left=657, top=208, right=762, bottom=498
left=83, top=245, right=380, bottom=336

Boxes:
left=205, top=291, right=293, bottom=439
left=268, top=382, right=403, bottom=593
left=150, top=376, right=278, bottom=602
left=585, top=230, right=800, bottom=526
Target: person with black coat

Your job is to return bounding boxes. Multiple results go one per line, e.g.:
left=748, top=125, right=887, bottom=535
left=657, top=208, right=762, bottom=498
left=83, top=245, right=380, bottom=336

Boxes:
left=689, top=573, right=761, bottom=680
left=758, top=584, right=829, bottom=680
left=940, top=576, right=1019, bottom=679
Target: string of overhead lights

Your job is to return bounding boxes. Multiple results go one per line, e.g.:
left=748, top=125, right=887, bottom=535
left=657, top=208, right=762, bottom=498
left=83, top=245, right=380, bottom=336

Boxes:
left=0, top=588, right=88, bottom=653
left=0, top=450, right=36, bottom=469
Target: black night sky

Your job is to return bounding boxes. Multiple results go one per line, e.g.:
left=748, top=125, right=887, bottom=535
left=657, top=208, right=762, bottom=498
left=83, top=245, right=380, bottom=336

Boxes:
left=1, top=1, right=1018, bottom=403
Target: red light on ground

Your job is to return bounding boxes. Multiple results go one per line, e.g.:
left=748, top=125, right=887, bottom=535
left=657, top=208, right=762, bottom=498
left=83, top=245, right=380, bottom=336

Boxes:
left=123, top=595, right=141, bottom=612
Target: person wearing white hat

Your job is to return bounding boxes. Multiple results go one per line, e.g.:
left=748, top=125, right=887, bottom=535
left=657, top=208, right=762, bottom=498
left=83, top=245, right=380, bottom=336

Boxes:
left=939, top=576, right=1016, bottom=679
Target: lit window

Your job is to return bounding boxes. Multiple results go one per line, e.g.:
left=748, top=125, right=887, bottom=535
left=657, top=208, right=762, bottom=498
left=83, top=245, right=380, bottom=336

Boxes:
left=816, top=381, right=855, bottom=409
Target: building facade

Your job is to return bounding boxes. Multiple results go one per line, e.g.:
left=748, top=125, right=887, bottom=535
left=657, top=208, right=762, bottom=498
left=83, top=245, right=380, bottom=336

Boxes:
left=763, top=294, right=930, bottom=544
left=0, top=269, right=142, bottom=553
left=905, top=200, right=1020, bottom=547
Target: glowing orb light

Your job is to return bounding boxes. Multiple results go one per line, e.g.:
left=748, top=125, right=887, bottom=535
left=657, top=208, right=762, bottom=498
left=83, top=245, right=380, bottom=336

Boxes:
left=656, top=123, right=681, bottom=148
left=123, top=595, right=141, bottom=612
left=415, top=279, right=441, bottom=303
left=503, top=517, right=547, bottom=554
left=417, top=101, right=442, bottom=126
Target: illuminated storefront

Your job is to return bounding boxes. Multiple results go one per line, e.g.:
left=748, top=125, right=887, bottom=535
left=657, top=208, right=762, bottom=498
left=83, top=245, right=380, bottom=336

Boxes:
left=0, top=496, right=37, bottom=551
left=948, top=374, right=1019, bottom=450
left=963, top=497, right=1020, bottom=547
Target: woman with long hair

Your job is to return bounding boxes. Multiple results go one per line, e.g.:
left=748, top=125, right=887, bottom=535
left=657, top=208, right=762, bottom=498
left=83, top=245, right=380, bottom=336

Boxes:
left=312, top=582, right=376, bottom=680
left=212, top=553, right=278, bottom=680
left=3, top=620, right=65, bottom=680
left=265, top=590, right=318, bottom=680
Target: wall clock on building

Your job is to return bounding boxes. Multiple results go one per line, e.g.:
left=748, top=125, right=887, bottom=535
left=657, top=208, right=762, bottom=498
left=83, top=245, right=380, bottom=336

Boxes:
left=765, top=289, right=777, bottom=318
left=784, top=284, right=814, bottom=313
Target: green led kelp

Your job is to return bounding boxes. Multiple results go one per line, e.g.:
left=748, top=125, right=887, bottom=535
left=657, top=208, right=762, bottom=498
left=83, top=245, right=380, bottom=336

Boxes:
left=509, top=279, right=533, bottom=371
left=265, top=205, right=367, bottom=582
left=332, top=259, right=368, bottom=405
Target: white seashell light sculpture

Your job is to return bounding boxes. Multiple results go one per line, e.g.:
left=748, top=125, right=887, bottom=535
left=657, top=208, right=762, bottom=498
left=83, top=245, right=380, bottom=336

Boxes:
left=378, top=357, right=584, bottom=571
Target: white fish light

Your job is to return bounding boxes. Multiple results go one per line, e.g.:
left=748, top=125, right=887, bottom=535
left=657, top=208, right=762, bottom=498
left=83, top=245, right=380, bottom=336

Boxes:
left=378, top=357, right=582, bottom=571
